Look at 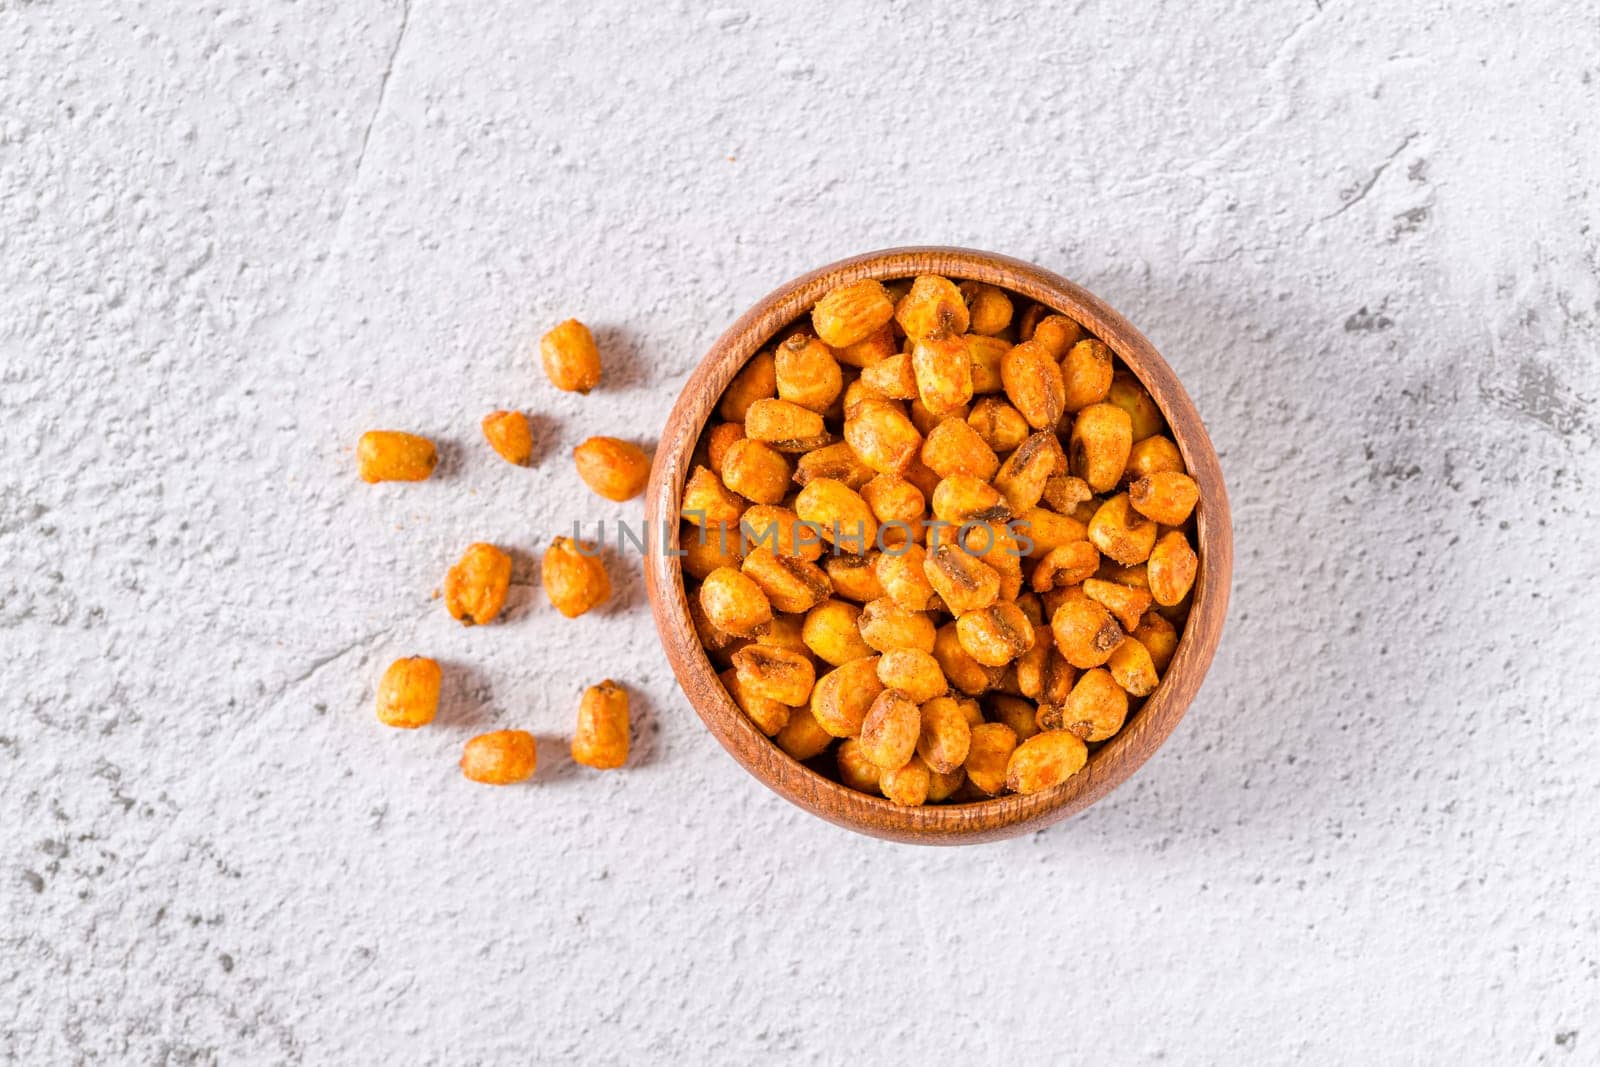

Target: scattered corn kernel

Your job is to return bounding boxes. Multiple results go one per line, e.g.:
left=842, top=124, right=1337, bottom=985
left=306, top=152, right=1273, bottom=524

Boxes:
left=540, top=319, right=601, bottom=393
left=571, top=680, right=630, bottom=769
left=444, top=543, right=512, bottom=625
left=542, top=536, right=611, bottom=618
left=573, top=436, right=650, bottom=501
left=358, top=430, right=437, bottom=483
left=376, top=656, right=441, bottom=728
left=481, top=411, right=534, bottom=466
left=460, top=730, right=537, bottom=785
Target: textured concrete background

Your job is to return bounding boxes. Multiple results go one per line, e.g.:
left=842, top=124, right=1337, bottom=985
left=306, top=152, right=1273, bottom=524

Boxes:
left=3, top=0, right=1598, bottom=1062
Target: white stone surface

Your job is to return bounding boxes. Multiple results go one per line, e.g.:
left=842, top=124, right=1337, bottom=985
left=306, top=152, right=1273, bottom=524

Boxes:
left=3, top=0, right=1598, bottom=1061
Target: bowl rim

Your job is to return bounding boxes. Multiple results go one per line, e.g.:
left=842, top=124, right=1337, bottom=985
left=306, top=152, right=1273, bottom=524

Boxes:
left=644, top=246, right=1233, bottom=844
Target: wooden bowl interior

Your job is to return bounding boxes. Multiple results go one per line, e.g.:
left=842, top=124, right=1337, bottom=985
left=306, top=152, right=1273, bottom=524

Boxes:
left=645, top=247, right=1232, bottom=844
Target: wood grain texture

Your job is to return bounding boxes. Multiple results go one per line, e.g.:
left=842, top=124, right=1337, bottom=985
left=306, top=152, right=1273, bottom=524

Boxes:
left=644, top=247, right=1233, bottom=845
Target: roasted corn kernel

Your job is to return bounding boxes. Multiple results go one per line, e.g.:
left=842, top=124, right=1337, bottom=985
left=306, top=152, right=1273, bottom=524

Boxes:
left=993, top=432, right=1060, bottom=513
left=965, top=721, right=1018, bottom=795
left=376, top=656, right=441, bottom=728
left=1031, top=542, right=1101, bottom=592
left=1106, top=370, right=1165, bottom=441
left=699, top=565, right=773, bottom=637
left=874, top=544, right=940, bottom=612
left=795, top=478, right=878, bottom=550
left=844, top=397, right=923, bottom=474
left=719, top=350, right=777, bottom=421
left=921, top=417, right=1000, bottom=481
left=1124, top=434, right=1185, bottom=484
left=984, top=694, right=1040, bottom=742
left=1107, top=637, right=1159, bottom=697
left=774, top=703, right=833, bottom=760
left=460, top=730, right=537, bottom=784
left=836, top=737, right=884, bottom=794
left=896, top=275, right=969, bottom=339
left=775, top=332, right=844, bottom=413
left=930, top=474, right=1010, bottom=528
left=1002, top=339, right=1067, bottom=430
left=835, top=323, right=898, bottom=369
left=1070, top=403, right=1133, bottom=493
left=705, top=421, right=745, bottom=472
left=911, top=331, right=974, bottom=417
left=732, top=644, right=816, bottom=707
left=811, top=656, right=884, bottom=737
left=1028, top=314, right=1086, bottom=360
left=1087, top=493, right=1158, bottom=566
left=540, top=319, right=601, bottom=393
left=916, top=695, right=973, bottom=774
left=825, top=553, right=886, bottom=602
left=860, top=688, right=922, bottom=769
left=967, top=397, right=1031, bottom=453
left=860, top=474, right=925, bottom=542
left=857, top=596, right=937, bottom=653
left=813, top=279, right=896, bottom=348
left=955, top=602, right=1036, bottom=667
left=682, top=521, right=742, bottom=580
left=1061, top=339, right=1114, bottom=413
left=880, top=754, right=933, bottom=806
left=1062, top=667, right=1128, bottom=742
left=481, top=412, right=534, bottom=466
left=740, top=505, right=822, bottom=561
left=741, top=546, right=831, bottom=614
left=923, top=542, right=1001, bottom=614
left=965, top=335, right=1011, bottom=395
left=877, top=648, right=948, bottom=704
left=1133, top=611, right=1179, bottom=673
left=571, top=680, right=630, bottom=769
left=1082, top=577, right=1153, bottom=632
left=959, top=281, right=1014, bottom=336
left=859, top=353, right=919, bottom=400
left=795, top=441, right=877, bottom=489
left=934, top=622, right=996, bottom=696
left=358, top=430, right=437, bottom=483
left=445, top=543, right=512, bottom=625
left=802, top=599, right=874, bottom=666
left=720, top=438, right=792, bottom=505
left=1004, top=730, right=1087, bottom=794
left=1147, top=530, right=1198, bottom=607
left=573, top=436, right=650, bottom=501
left=1049, top=590, right=1124, bottom=668
left=1129, top=471, right=1200, bottom=526
left=721, top=666, right=792, bottom=736
left=745, top=397, right=828, bottom=450
left=681, top=465, right=746, bottom=528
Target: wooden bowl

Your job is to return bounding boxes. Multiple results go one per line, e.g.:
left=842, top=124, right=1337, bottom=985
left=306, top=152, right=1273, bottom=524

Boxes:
left=644, top=247, right=1232, bottom=844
